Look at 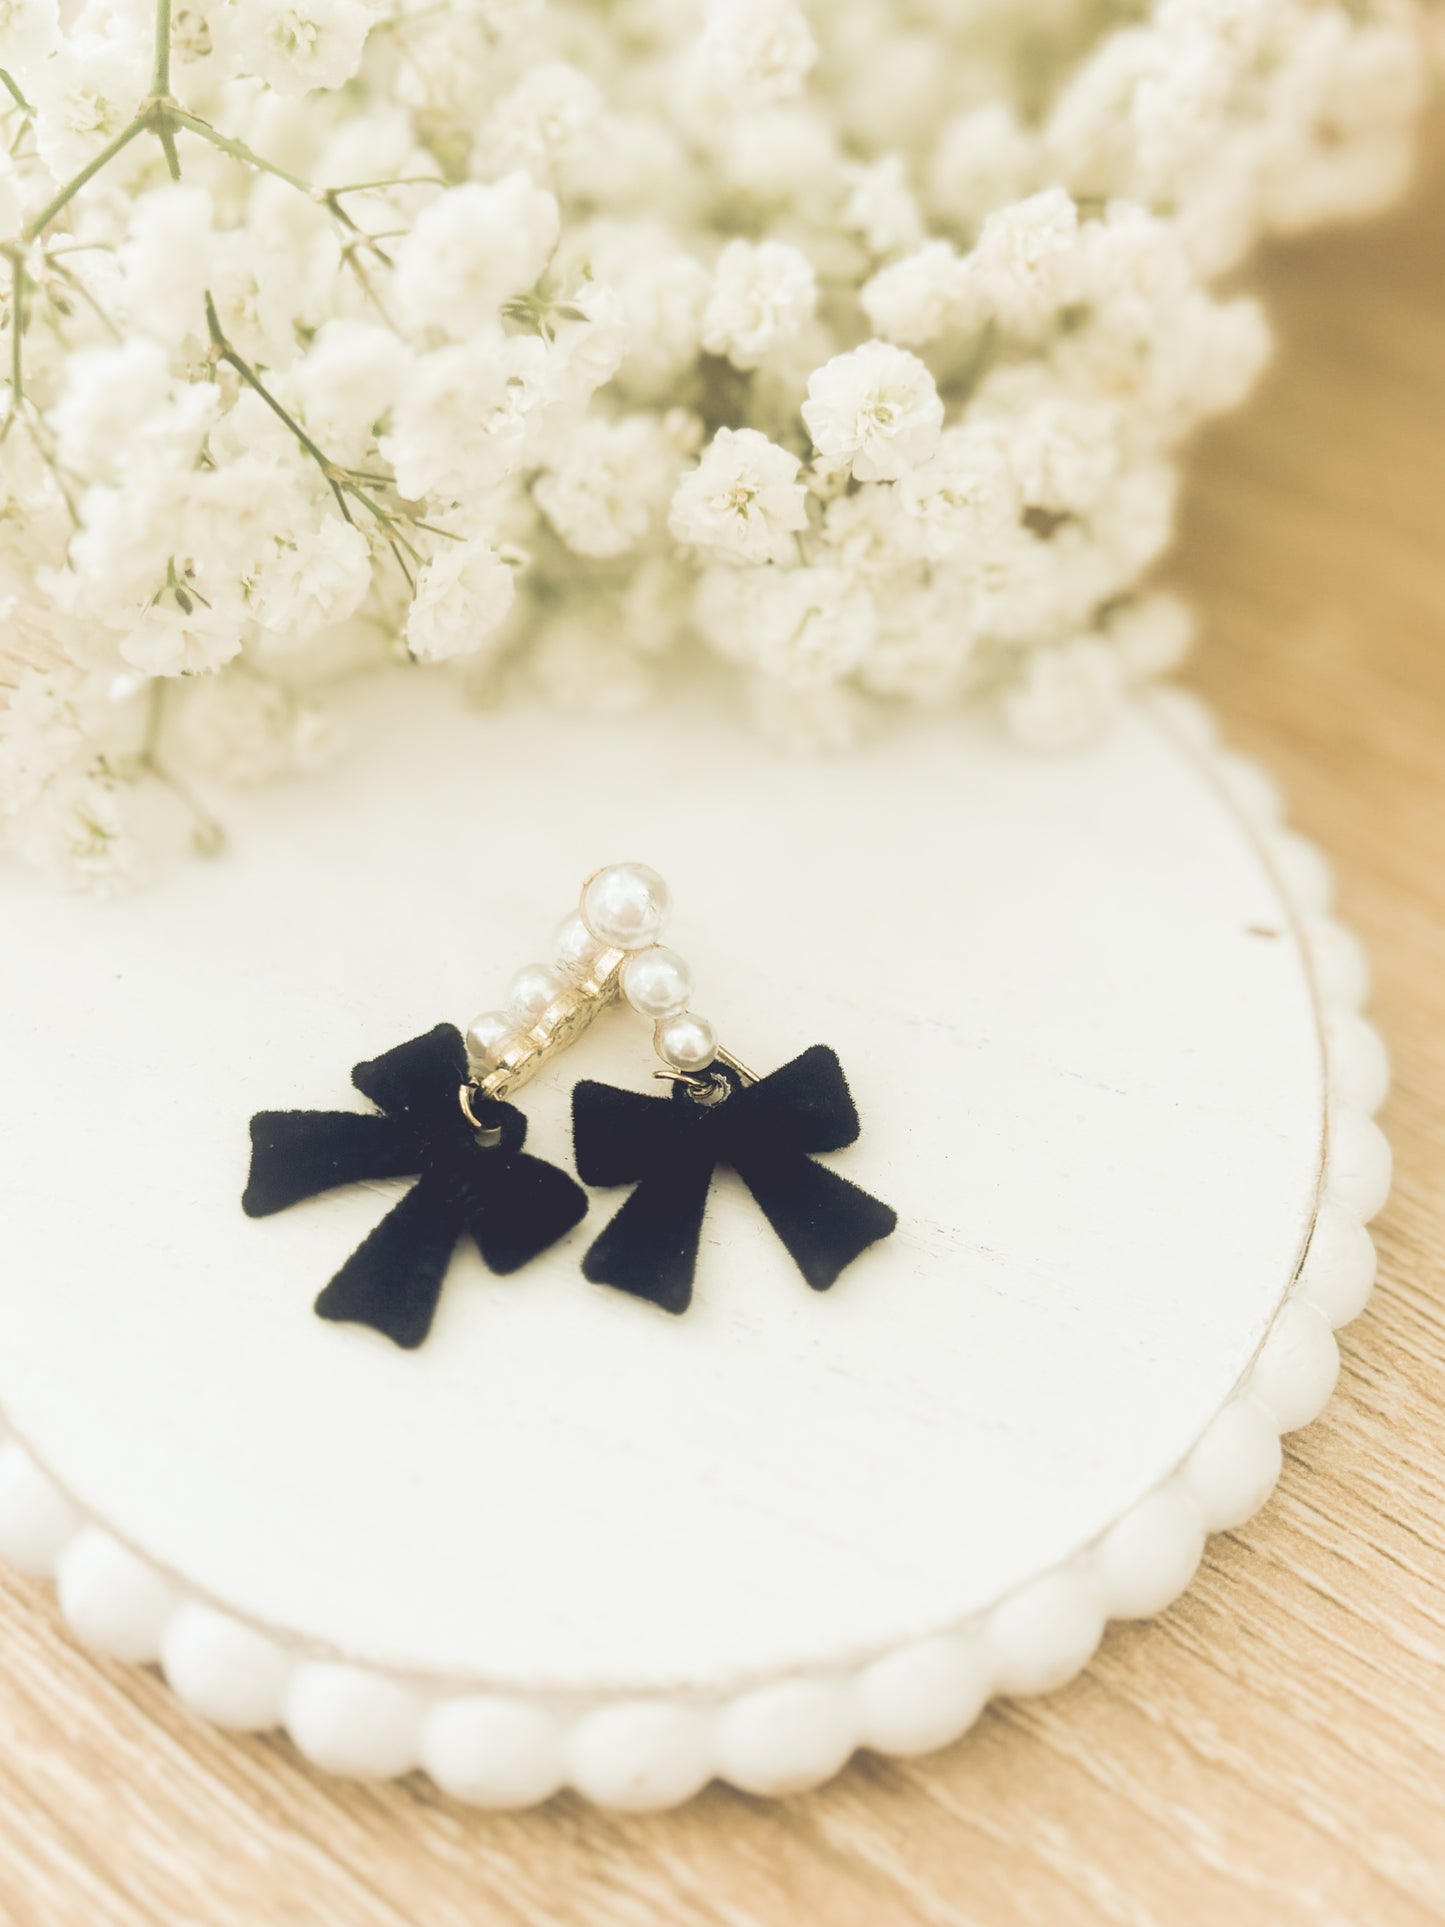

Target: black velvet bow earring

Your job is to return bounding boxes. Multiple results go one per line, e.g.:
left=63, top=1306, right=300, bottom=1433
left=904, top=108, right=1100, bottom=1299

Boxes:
left=560, top=863, right=897, bottom=1313
left=240, top=874, right=662, bottom=1348
left=573, top=1044, right=898, bottom=1315
left=244, top=1024, right=588, bottom=1348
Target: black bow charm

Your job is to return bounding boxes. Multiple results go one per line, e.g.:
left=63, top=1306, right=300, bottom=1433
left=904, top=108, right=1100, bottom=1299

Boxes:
left=243, top=1024, right=587, bottom=1349
left=572, top=1044, right=897, bottom=1314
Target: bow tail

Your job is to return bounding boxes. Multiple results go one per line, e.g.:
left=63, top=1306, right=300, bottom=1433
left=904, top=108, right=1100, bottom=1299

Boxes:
left=733, top=1147, right=898, bottom=1292
left=243, top=1111, right=419, bottom=1217
left=313, top=1173, right=469, bottom=1349
left=581, top=1155, right=716, bottom=1316
left=467, top=1151, right=588, bottom=1275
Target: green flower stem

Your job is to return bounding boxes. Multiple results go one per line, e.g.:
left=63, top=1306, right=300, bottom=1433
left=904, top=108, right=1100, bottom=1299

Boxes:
left=0, top=68, right=29, bottom=112
left=139, top=684, right=225, bottom=856
left=151, top=0, right=173, bottom=97
left=158, top=121, right=182, bottom=179
left=203, top=292, right=353, bottom=518
left=328, top=176, right=447, bottom=194
left=201, top=292, right=419, bottom=563
left=167, top=107, right=314, bottom=196
left=22, top=108, right=155, bottom=244
left=47, top=258, right=124, bottom=339
left=8, top=253, right=23, bottom=413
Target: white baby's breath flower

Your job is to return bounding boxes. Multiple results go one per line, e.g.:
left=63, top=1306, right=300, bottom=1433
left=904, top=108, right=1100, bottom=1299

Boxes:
left=895, top=423, right=1020, bottom=563
left=0, top=667, right=89, bottom=818
left=696, top=561, right=876, bottom=689
left=391, top=177, right=560, bottom=340
left=927, top=103, right=1038, bottom=234
left=383, top=334, right=550, bottom=500
left=0, top=0, right=1429, bottom=885
left=1106, top=593, right=1195, bottom=682
left=999, top=636, right=1125, bottom=750
left=404, top=538, right=516, bottom=662
left=1087, top=461, right=1180, bottom=587
left=62, top=458, right=256, bottom=678
left=115, top=602, right=246, bottom=680
left=863, top=577, right=980, bottom=703
left=1041, top=28, right=1158, bottom=203
left=228, top=0, right=381, bottom=97
left=701, top=0, right=817, bottom=103
left=20, top=769, right=139, bottom=893
left=820, top=486, right=921, bottom=579
left=543, top=278, right=630, bottom=409
left=860, top=242, right=978, bottom=348
left=668, top=426, right=808, bottom=566
left=578, top=111, right=692, bottom=217
left=0, top=0, right=58, bottom=72
left=534, top=415, right=678, bottom=559
left=168, top=675, right=340, bottom=786
left=208, top=222, right=320, bottom=367
left=48, top=339, right=180, bottom=479
left=964, top=188, right=1080, bottom=335
left=981, top=383, right=1123, bottom=517
left=802, top=341, right=943, bottom=482
left=247, top=517, right=373, bottom=636
left=291, top=320, right=410, bottom=466
left=841, top=156, right=925, bottom=258
left=117, top=184, right=216, bottom=347
left=701, top=239, right=817, bottom=371
left=28, top=33, right=146, bottom=177
left=593, top=229, right=711, bottom=394
left=479, top=60, right=604, bottom=185
left=969, top=525, right=1068, bottom=645
left=721, top=106, right=838, bottom=211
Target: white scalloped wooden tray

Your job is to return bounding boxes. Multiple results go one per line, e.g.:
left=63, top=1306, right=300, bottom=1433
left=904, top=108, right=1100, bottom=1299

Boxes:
left=0, top=680, right=1389, bottom=1809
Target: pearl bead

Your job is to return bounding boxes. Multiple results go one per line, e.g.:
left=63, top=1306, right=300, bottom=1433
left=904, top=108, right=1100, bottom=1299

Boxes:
left=656, top=1012, right=717, bottom=1073
left=507, top=963, right=564, bottom=1025
left=622, top=946, right=693, bottom=1021
left=581, top=863, right=670, bottom=952
left=552, top=913, right=599, bottom=975
left=465, top=1010, right=513, bottom=1072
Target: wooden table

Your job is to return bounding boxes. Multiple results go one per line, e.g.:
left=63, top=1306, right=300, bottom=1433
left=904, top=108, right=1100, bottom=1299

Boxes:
left=2, top=129, right=1443, bottom=1927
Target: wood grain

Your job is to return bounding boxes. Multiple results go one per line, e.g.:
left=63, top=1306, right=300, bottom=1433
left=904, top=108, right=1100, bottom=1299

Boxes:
left=2, top=122, right=1443, bottom=1927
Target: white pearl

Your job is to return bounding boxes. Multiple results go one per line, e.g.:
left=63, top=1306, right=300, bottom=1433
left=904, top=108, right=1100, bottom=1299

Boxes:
left=507, top=963, right=564, bottom=1026
left=656, top=1012, right=716, bottom=1073
left=581, top=863, right=671, bottom=952
left=465, top=1010, right=513, bottom=1072
left=552, top=913, right=599, bottom=975
left=622, top=946, right=692, bottom=1021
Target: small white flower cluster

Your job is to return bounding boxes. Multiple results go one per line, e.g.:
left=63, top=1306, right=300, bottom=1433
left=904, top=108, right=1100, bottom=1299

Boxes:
left=0, top=0, right=1432, bottom=883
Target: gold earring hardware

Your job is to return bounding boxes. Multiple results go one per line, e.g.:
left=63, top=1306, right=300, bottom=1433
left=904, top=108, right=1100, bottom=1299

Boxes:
left=463, top=945, right=628, bottom=1113
left=651, top=1045, right=759, bottom=1101
left=457, top=863, right=759, bottom=1120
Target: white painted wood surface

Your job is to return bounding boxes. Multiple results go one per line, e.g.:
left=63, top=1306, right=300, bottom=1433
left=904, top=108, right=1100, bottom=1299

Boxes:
left=0, top=680, right=1326, bottom=1701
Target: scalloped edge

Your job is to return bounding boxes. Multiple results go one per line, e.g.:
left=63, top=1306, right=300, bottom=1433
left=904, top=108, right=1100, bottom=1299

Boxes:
left=0, top=687, right=1390, bottom=1810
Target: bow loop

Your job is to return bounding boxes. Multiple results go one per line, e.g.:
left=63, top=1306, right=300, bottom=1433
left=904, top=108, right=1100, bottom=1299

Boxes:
left=718, top=1045, right=860, bottom=1157
left=351, top=1023, right=470, bottom=1138
left=243, top=1110, right=421, bottom=1219
left=574, top=1078, right=692, bottom=1185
